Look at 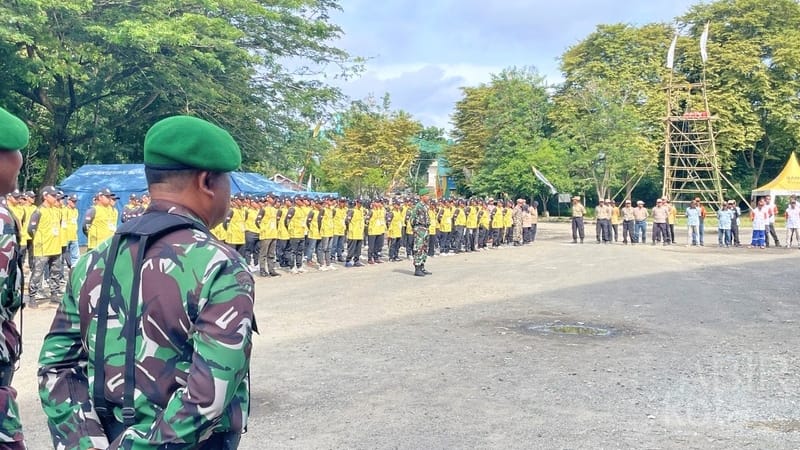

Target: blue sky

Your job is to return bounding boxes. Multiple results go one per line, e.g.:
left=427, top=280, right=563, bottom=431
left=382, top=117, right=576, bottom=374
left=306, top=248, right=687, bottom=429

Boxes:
left=330, top=0, right=701, bottom=130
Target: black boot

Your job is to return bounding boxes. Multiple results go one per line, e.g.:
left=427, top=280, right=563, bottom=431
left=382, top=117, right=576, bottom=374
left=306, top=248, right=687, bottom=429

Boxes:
left=421, top=264, right=432, bottom=275
left=414, top=265, right=425, bottom=277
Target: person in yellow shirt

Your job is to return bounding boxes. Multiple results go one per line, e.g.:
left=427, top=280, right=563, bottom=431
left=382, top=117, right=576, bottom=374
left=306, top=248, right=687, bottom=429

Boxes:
left=316, top=197, right=336, bottom=271
left=331, top=198, right=348, bottom=263
left=611, top=199, right=622, bottom=243
left=27, top=186, right=64, bottom=306
left=83, top=188, right=119, bottom=250
left=275, top=196, right=291, bottom=268
left=243, top=195, right=261, bottom=268
left=60, top=194, right=80, bottom=270
left=284, top=196, right=308, bottom=274
left=366, top=199, right=387, bottom=264
left=255, top=194, right=280, bottom=277
left=225, top=195, right=246, bottom=254
left=387, top=200, right=404, bottom=261
left=437, top=199, right=454, bottom=255
left=344, top=199, right=365, bottom=267
left=427, top=200, right=439, bottom=257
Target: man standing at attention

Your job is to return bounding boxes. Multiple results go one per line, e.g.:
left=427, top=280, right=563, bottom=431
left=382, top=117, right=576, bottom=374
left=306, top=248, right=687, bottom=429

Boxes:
left=0, top=106, right=30, bottom=449
left=570, top=196, right=585, bottom=243
left=633, top=201, right=649, bottom=244
left=38, top=115, right=255, bottom=449
left=652, top=198, right=670, bottom=245
left=83, top=188, right=119, bottom=250
left=410, top=190, right=432, bottom=276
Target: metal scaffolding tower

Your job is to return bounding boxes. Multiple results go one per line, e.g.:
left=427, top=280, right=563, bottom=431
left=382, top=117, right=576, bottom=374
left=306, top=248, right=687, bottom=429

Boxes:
left=661, top=80, right=726, bottom=212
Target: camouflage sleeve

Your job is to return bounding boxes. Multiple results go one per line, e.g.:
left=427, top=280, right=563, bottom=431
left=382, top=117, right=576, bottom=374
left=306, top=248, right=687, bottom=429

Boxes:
left=0, top=387, right=24, bottom=445
left=38, top=271, right=111, bottom=450
left=112, top=259, right=254, bottom=449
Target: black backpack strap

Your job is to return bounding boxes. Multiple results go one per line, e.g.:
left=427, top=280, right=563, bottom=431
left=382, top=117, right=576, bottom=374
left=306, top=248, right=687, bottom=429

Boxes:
left=92, top=212, right=205, bottom=428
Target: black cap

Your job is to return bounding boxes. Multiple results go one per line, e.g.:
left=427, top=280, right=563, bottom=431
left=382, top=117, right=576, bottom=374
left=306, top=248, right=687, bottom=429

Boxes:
left=41, top=186, right=59, bottom=196
left=97, top=188, right=118, bottom=199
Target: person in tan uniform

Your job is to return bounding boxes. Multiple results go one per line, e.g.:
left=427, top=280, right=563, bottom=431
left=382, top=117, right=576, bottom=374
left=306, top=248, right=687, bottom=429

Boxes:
left=651, top=198, right=671, bottom=245
left=620, top=200, right=635, bottom=244
left=571, top=196, right=586, bottom=243
left=633, top=200, right=649, bottom=244
left=595, top=199, right=612, bottom=244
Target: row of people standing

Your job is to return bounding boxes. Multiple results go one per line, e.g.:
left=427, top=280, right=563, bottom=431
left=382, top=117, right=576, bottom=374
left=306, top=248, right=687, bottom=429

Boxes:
left=3, top=187, right=122, bottom=307
left=211, top=195, right=541, bottom=276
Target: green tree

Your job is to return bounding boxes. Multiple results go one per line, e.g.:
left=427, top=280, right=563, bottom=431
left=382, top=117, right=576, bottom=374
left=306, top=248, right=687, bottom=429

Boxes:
left=0, top=0, right=357, bottom=186
left=552, top=23, right=672, bottom=201
left=448, top=67, right=567, bottom=200
left=680, top=0, right=800, bottom=187
left=321, top=96, right=423, bottom=197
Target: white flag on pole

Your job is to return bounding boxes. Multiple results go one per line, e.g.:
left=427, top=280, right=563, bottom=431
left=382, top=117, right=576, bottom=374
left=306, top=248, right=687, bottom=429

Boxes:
left=666, top=32, right=678, bottom=69
left=531, top=166, right=558, bottom=195
left=700, top=22, right=710, bottom=64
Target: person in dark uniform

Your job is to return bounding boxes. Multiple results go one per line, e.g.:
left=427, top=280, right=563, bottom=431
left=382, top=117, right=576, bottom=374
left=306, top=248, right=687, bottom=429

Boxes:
left=410, top=190, right=431, bottom=276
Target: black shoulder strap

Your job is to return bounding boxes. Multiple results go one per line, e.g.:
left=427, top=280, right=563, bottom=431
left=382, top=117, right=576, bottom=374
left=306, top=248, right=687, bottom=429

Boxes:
left=92, top=212, right=205, bottom=426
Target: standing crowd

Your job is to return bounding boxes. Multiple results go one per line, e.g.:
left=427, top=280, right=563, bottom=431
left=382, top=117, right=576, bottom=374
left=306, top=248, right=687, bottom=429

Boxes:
left=210, top=195, right=541, bottom=277
left=569, top=194, right=797, bottom=249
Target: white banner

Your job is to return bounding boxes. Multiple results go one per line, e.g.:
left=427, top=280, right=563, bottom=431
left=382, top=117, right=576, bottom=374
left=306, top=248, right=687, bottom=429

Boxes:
left=666, top=33, right=678, bottom=69
left=531, top=166, right=558, bottom=195
left=700, top=22, right=710, bottom=64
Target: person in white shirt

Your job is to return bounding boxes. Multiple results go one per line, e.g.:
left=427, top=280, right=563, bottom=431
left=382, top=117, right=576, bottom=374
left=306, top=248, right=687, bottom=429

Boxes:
left=784, top=198, right=800, bottom=248
left=750, top=199, right=769, bottom=249
left=764, top=194, right=780, bottom=247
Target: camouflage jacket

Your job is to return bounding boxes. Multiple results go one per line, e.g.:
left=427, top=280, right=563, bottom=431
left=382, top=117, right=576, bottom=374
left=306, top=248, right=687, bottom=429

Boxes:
left=409, top=201, right=429, bottom=228
left=38, top=200, right=255, bottom=450
left=0, top=205, right=23, bottom=444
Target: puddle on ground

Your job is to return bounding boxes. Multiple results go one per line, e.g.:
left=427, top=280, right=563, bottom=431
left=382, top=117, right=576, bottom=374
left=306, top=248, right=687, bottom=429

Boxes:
left=747, top=419, right=800, bottom=433
left=521, top=323, right=614, bottom=337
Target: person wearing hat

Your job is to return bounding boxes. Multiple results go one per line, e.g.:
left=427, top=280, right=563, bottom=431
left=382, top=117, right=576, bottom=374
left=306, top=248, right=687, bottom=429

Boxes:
left=255, top=194, right=281, bottom=277
left=83, top=187, right=119, bottom=249
left=224, top=194, right=246, bottom=254
left=344, top=198, right=366, bottom=267
left=410, top=189, right=432, bottom=276
left=0, top=106, right=29, bottom=449
left=21, top=191, right=36, bottom=270
left=595, top=199, right=612, bottom=244
left=464, top=198, right=479, bottom=251
left=530, top=200, right=540, bottom=243
left=60, top=194, right=81, bottom=272
left=632, top=200, right=649, bottom=244
left=570, top=196, right=586, bottom=243
left=728, top=200, right=742, bottom=247
left=122, top=194, right=140, bottom=223
left=39, top=115, right=255, bottom=449
left=651, top=198, right=671, bottom=245
left=620, top=199, right=635, bottom=244
left=331, top=198, right=348, bottom=263
left=27, top=185, right=65, bottom=306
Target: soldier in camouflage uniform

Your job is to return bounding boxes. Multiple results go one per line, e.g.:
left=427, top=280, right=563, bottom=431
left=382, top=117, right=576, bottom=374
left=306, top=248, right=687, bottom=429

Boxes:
left=410, top=190, right=431, bottom=277
left=0, top=106, right=29, bottom=449
left=38, top=116, right=255, bottom=450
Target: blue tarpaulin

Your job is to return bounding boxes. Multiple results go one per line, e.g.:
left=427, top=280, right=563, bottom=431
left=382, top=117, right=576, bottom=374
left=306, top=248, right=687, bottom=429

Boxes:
left=57, top=164, right=335, bottom=244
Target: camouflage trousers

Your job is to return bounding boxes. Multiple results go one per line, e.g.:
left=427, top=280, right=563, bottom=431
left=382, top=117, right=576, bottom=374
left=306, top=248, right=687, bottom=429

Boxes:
left=29, top=255, right=63, bottom=299
left=413, top=227, right=429, bottom=266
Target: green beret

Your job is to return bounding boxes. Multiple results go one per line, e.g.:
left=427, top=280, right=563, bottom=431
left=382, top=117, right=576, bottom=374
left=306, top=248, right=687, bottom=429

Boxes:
left=0, top=107, right=29, bottom=151
left=144, top=115, right=241, bottom=172
left=418, top=188, right=430, bottom=195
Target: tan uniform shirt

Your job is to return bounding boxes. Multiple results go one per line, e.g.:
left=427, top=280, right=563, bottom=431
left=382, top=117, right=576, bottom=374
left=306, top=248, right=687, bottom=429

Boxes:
left=633, top=207, right=649, bottom=221
left=652, top=205, right=669, bottom=223
left=596, top=205, right=611, bottom=220
left=621, top=206, right=635, bottom=221
left=571, top=203, right=586, bottom=218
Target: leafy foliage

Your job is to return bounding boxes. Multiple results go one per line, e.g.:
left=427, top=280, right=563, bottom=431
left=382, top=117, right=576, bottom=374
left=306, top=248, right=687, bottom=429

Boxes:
left=0, top=0, right=358, bottom=185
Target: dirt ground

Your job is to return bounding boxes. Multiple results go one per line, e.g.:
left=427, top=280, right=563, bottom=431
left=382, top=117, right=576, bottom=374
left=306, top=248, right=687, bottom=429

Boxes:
left=13, top=222, right=800, bottom=449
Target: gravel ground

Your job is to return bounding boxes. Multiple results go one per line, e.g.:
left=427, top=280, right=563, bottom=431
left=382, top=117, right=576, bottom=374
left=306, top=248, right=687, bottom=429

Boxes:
left=14, top=222, right=800, bottom=449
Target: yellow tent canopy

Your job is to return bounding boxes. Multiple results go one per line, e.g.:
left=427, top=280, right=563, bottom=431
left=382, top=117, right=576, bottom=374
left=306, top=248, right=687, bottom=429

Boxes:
left=751, top=152, right=800, bottom=196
